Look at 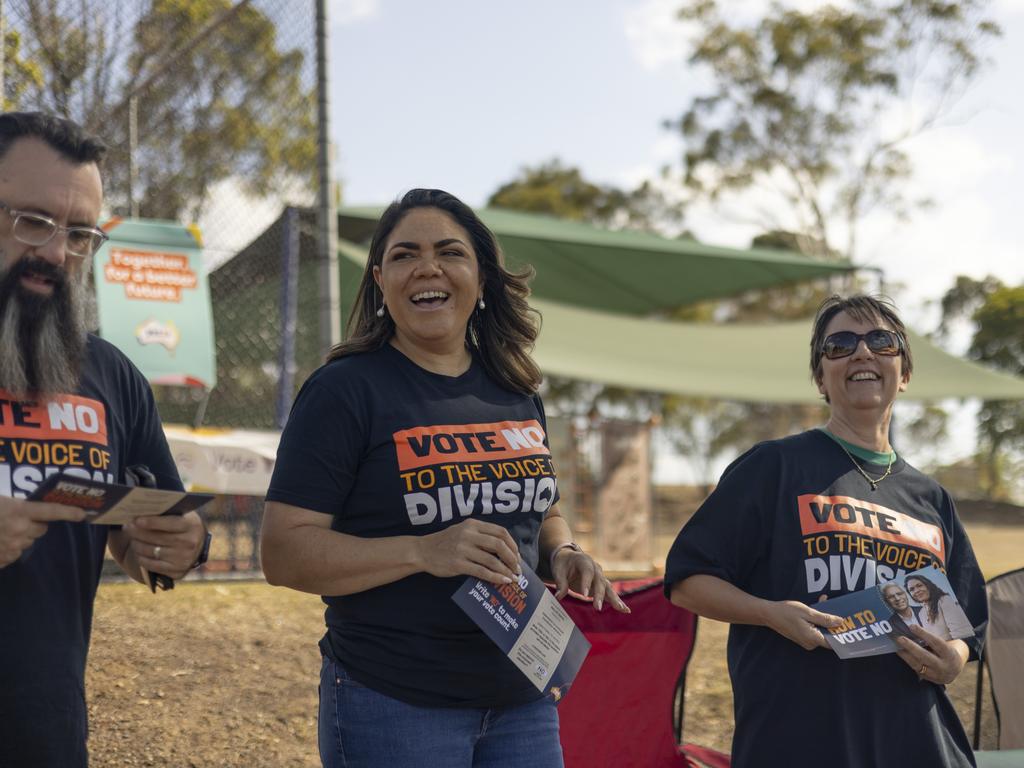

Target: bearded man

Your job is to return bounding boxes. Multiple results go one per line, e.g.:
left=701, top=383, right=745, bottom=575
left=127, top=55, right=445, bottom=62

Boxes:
left=0, top=112, right=209, bottom=767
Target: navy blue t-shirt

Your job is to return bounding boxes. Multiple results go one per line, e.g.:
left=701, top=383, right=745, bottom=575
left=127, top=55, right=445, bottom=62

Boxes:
left=267, top=344, right=559, bottom=708
left=664, top=430, right=987, bottom=768
left=0, top=334, right=182, bottom=767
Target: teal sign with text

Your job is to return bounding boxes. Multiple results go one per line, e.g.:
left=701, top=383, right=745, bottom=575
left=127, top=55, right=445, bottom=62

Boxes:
left=93, top=218, right=216, bottom=389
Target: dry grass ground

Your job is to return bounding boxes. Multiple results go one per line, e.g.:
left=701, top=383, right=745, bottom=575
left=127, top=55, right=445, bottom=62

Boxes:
left=85, top=520, right=1023, bottom=766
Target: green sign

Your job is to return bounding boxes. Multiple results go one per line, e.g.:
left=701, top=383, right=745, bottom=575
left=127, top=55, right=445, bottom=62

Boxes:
left=93, top=218, right=216, bottom=389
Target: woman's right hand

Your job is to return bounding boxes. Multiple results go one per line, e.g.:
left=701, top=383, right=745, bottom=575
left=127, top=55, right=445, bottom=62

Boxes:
left=416, top=519, right=521, bottom=583
left=763, top=599, right=846, bottom=650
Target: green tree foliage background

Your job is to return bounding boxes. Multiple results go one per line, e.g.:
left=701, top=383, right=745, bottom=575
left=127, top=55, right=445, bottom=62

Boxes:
left=487, top=160, right=835, bottom=486
left=937, top=277, right=1024, bottom=499
left=671, top=0, right=999, bottom=261
left=2, top=0, right=317, bottom=221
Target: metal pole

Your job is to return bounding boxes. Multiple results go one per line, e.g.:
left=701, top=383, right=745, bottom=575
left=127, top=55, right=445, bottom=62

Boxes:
left=315, top=0, right=340, bottom=356
left=128, top=95, right=139, bottom=218
left=276, top=207, right=299, bottom=428
left=1, top=1, right=7, bottom=109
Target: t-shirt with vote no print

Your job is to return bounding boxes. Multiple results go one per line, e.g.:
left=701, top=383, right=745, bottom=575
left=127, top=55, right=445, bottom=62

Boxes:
left=267, top=344, right=560, bottom=708
left=0, top=334, right=181, bottom=767
left=664, top=429, right=986, bottom=768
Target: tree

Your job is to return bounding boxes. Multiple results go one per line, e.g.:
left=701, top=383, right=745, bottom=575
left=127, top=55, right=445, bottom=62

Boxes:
left=487, top=159, right=686, bottom=418
left=1, top=27, right=45, bottom=109
left=5, top=0, right=316, bottom=220
left=487, top=159, right=684, bottom=235
left=487, top=164, right=854, bottom=488
left=937, top=276, right=1024, bottom=499
left=671, top=0, right=999, bottom=260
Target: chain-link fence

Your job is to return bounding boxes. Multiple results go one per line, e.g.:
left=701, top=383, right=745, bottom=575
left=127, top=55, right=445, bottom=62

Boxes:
left=3, top=2, right=670, bottom=578
left=2, top=0, right=320, bottom=430
left=3, top=0, right=325, bottom=578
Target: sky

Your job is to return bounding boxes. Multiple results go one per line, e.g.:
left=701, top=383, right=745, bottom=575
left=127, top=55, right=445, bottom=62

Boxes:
left=326, top=0, right=1024, bottom=481
left=329, top=0, right=1023, bottom=323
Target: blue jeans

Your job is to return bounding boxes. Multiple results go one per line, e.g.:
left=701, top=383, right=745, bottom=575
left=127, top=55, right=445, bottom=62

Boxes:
left=318, top=655, right=563, bottom=768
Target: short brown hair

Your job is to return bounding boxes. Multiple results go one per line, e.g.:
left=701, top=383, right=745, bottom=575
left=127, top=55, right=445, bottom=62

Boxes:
left=810, top=295, right=913, bottom=388
left=0, top=111, right=107, bottom=166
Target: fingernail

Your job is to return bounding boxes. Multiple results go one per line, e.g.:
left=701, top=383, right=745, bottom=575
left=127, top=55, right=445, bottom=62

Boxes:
left=595, top=600, right=603, bottom=611
left=501, top=576, right=512, bottom=584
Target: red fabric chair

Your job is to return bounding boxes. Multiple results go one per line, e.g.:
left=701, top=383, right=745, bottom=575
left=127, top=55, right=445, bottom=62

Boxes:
left=555, top=578, right=731, bottom=768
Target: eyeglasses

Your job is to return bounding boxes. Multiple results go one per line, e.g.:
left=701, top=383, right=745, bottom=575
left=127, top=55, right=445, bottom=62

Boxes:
left=0, top=201, right=109, bottom=259
left=821, top=329, right=903, bottom=360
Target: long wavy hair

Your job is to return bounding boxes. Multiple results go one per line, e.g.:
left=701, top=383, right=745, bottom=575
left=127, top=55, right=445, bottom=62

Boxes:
left=327, top=189, right=542, bottom=394
left=905, top=575, right=949, bottom=624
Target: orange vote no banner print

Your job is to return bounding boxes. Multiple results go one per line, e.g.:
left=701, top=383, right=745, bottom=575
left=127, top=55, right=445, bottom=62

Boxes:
left=0, top=392, right=109, bottom=445
left=797, top=494, right=945, bottom=561
left=393, top=420, right=550, bottom=471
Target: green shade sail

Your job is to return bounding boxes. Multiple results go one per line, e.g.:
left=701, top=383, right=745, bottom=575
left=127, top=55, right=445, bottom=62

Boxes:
left=336, top=237, right=1024, bottom=404
left=528, top=299, right=1024, bottom=404
left=338, top=205, right=856, bottom=315
left=195, top=207, right=1022, bottom=431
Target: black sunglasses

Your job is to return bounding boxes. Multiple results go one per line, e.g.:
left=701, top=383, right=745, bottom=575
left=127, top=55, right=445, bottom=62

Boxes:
left=821, top=329, right=903, bottom=360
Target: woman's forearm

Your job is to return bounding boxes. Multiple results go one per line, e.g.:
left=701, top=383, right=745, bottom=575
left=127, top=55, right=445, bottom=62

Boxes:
left=670, top=573, right=772, bottom=625
left=672, top=573, right=844, bottom=651
left=260, top=503, right=425, bottom=596
left=537, top=508, right=574, bottom=578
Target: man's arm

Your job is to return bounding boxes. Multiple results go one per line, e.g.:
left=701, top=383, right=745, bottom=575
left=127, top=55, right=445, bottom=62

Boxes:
left=0, top=496, right=87, bottom=567
left=107, top=511, right=206, bottom=583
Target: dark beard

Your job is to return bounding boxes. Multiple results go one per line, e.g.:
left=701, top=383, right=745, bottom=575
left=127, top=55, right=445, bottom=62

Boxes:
left=0, top=255, right=87, bottom=400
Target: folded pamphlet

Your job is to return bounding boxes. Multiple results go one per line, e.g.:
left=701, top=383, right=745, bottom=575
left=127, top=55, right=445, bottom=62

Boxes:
left=28, top=473, right=212, bottom=525
left=817, top=565, right=974, bottom=659
left=452, top=561, right=591, bottom=700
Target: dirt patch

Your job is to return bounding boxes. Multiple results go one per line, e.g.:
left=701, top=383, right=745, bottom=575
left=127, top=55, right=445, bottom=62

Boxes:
left=86, top=579, right=1002, bottom=767
left=87, top=582, right=323, bottom=768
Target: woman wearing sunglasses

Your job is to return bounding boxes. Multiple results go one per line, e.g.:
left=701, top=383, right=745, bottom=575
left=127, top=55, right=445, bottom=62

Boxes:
left=665, top=295, right=986, bottom=768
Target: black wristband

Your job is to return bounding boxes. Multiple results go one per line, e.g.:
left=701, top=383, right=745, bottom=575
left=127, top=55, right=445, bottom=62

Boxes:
left=191, top=530, right=212, bottom=570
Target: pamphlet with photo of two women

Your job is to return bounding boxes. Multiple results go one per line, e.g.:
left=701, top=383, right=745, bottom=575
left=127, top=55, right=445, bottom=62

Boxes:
left=817, top=565, right=974, bottom=659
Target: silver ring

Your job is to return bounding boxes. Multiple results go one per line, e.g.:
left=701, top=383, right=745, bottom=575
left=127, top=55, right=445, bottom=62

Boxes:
left=153, top=545, right=162, bottom=560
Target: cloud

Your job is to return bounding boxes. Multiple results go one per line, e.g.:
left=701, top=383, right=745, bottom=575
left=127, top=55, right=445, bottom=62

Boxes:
left=332, top=0, right=379, bottom=27
left=613, top=134, right=683, bottom=187
left=623, top=0, right=692, bottom=71
left=854, top=128, right=1020, bottom=330
left=623, top=0, right=859, bottom=72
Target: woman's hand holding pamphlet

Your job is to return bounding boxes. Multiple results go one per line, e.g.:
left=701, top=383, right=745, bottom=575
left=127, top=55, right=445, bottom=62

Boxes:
left=452, top=560, right=591, bottom=700
left=817, top=565, right=973, bottom=659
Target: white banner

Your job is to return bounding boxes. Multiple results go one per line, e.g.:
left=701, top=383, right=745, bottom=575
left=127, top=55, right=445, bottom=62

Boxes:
left=163, top=424, right=279, bottom=495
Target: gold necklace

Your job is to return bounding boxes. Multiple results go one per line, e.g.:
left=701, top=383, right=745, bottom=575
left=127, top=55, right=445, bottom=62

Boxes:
left=834, top=440, right=895, bottom=491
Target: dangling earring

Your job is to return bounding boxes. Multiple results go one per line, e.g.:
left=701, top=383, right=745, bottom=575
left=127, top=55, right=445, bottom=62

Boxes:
left=478, top=297, right=486, bottom=310
left=376, top=305, right=385, bottom=318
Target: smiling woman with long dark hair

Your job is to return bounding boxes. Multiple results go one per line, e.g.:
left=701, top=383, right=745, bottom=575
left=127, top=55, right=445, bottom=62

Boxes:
left=664, top=295, right=987, bottom=768
left=260, top=189, right=627, bottom=768
left=905, top=573, right=975, bottom=641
